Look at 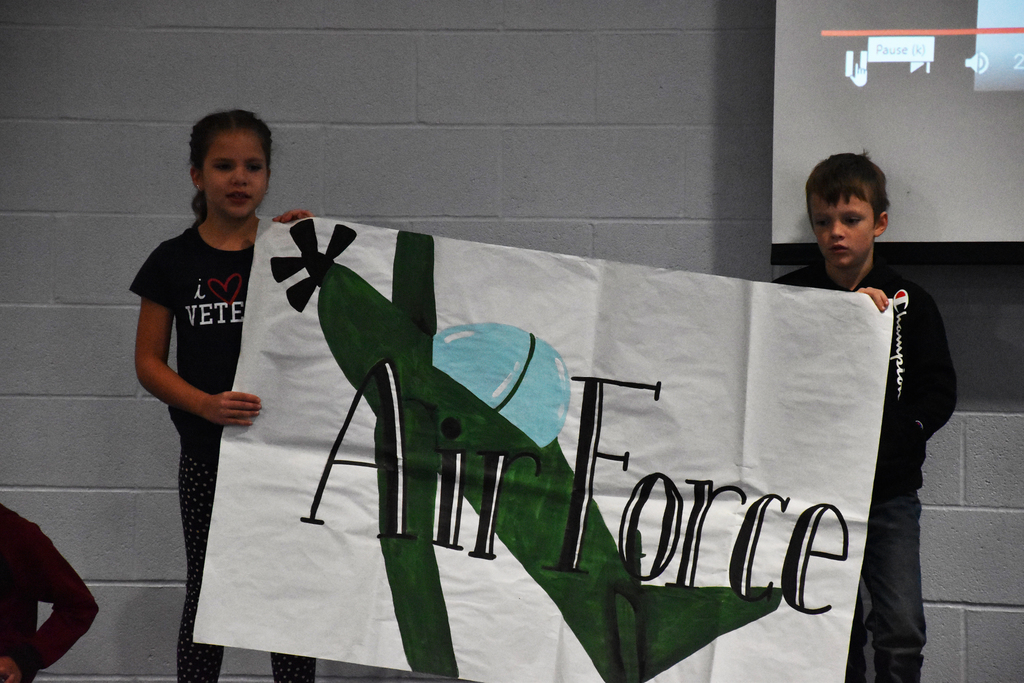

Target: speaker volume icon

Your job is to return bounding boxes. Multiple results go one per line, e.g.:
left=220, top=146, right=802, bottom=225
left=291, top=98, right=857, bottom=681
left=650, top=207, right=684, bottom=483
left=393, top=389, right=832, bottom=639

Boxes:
left=965, top=52, right=989, bottom=74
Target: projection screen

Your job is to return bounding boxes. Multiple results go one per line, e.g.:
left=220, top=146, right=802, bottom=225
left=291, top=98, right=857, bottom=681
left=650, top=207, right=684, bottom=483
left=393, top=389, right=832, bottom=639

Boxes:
left=772, top=0, right=1024, bottom=264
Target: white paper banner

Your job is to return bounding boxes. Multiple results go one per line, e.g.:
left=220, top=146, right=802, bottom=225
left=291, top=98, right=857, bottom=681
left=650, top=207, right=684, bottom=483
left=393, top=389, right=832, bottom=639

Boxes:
left=196, top=219, right=892, bottom=683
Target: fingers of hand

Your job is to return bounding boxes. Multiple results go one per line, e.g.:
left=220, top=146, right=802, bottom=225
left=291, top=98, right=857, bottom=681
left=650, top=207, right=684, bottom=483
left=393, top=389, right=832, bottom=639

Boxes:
left=273, top=209, right=314, bottom=222
left=225, top=402, right=259, bottom=418
left=857, top=287, right=889, bottom=312
left=214, top=395, right=260, bottom=425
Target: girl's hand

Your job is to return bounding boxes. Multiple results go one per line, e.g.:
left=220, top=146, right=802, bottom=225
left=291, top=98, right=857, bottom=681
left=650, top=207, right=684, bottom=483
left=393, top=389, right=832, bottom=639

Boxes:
left=857, top=287, right=889, bottom=312
left=136, top=299, right=262, bottom=426
left=200, top=391, right=262, bottom=426
left=272, top=209, right=314, bottom=223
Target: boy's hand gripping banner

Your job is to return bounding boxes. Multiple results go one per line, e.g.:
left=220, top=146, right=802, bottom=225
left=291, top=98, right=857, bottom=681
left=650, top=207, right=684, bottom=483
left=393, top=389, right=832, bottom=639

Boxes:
left=195, top=219, right=892, bottom=683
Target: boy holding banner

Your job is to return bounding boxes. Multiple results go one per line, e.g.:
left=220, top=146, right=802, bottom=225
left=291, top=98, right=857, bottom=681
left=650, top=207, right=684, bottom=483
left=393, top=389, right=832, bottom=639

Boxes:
left=774, top=153, right=956, bottom=683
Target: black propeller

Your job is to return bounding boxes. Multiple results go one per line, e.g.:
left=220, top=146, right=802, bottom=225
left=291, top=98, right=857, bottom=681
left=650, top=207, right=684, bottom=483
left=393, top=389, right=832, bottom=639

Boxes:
left=270, top=219, right=356, bottom=312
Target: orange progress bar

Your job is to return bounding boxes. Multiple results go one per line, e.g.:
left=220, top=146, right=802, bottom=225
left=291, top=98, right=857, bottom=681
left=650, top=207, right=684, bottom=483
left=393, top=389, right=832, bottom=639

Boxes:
left=822, top=28, right=1024, bottom=37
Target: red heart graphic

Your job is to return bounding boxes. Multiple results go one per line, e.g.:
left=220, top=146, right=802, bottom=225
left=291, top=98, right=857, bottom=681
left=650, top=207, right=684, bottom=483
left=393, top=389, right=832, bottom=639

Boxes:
left=208, top=273, right=243, bottom=304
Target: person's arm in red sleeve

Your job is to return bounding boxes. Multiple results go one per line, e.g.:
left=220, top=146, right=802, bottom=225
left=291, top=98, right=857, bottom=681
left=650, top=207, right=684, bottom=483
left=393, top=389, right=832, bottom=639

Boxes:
left=0, top=508, right=98, bottom=682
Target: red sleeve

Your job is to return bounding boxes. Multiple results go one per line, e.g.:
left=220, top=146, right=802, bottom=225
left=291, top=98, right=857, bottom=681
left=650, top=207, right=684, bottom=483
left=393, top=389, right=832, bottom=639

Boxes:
left=0, top=509, right=98, bottom=670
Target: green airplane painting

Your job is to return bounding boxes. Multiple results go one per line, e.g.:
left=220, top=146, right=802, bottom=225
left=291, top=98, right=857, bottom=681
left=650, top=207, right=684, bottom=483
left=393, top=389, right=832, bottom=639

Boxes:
left=270, top=220, right=780, bottom=683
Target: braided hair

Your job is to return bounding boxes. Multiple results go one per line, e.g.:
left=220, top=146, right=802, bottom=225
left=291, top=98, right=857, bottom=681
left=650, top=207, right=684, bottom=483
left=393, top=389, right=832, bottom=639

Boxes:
left=189, top=110, right=272, bottom=229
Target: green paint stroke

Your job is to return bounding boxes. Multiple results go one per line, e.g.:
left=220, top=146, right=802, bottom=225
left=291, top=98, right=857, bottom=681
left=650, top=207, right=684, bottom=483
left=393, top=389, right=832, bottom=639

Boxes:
left=315, top=231, right=780, bottom=682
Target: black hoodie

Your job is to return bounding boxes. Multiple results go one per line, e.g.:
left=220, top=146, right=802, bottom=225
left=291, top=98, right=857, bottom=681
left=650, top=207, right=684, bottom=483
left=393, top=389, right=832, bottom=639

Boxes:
left=775, top=258, right=957, bottom=502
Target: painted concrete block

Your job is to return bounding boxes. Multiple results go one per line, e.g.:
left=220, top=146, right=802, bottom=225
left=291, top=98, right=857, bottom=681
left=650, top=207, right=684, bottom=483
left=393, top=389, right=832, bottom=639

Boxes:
left=503, top=33, right=596, bottom=123
left=921, top=416, right=963, bottom=506
left=594, top=221, right=714, bottom=271
left=9, top=489, right=182, bottom=583
left=46, top=584, right=181, bottom=674
left=0, top=397, right=178, bottom=488
left=0, top=306, right=137, bottom=395
left=45, top=27, right=414, bottom=124
left=922, top=605, right=963, bottom=683
left=503, top=128, right=684, bottom=217
left=0, top=121, right=70, bottom=211
left=134, top=490, right=186, bottom=581
left=337, top=218, right=413, bottom=233
left=965, top=414, right=1024, bottom=507
left=263, top=125, right=328, bottom=219
left=595, top=33, right=691, bottom=125
left=593, top=220, right=771, bottom=280
left=504, top=0, right=693, bottom=30
left=142, top=0, right=324, bottom=28
left=901, top=264, right=1024, bottom=413
left=712, top=1, right=776, bottom=29
left=418, top=34, right=505, bottom=124
left=412, top=219, right=594, bottom=258
left=56, top=122, right=184, bottom=214
left=683, top=126, right=772, bottom=220
left=922, top=509, right=1024, bottom=604
left=58, top=30, right=241, bottom=121
left=243, top=33, right=417, bottom=124
left=596, top=30, right=777, bottom=127
left=2, top=491, right=135, bottom=581
left=0, top=215, right=55, bottom=304
left=55, top=215, right=185, bottom=305
left=660, top=30, right=775, bottom=127
left=0, top=1, right=144, bottom=27
left=51, top=28, right=411, bottom=124
left=0, top=28, right=67, bottom=118
left=710, top=221, right=773, bottom=282
left=505, top=0, right=774, bottom=30
left=56, top=29, right=412, bottom=123
left=324, top=0, right=503, bottom=30
left=966, top=610, right=1024, bottom=683
left=130, top=401, right=184, bottom=487
left=323, top=128, right=501, bottom=216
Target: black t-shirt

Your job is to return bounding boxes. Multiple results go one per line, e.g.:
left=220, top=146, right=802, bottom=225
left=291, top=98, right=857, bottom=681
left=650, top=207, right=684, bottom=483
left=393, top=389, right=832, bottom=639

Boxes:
left=131, top=227, right=254, bottom=462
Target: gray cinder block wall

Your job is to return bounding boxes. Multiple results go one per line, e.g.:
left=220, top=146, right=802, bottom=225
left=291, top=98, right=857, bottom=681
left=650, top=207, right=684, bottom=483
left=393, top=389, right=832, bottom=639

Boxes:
left=1, top=2, right=1021, bottom=681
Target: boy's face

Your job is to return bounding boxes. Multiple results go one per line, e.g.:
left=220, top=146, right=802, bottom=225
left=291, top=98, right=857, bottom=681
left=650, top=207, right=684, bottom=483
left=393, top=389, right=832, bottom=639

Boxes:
left=809, top=193, right=887, bottom=287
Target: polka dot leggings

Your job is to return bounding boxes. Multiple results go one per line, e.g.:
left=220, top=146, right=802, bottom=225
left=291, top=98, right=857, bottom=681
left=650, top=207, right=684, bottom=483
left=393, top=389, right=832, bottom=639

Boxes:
left=178, top=451, right=316, bottom=683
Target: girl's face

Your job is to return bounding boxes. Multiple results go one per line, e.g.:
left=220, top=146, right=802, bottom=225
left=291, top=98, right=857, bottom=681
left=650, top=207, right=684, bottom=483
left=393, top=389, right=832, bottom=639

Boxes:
left=190, top=129, right=269, bottom=225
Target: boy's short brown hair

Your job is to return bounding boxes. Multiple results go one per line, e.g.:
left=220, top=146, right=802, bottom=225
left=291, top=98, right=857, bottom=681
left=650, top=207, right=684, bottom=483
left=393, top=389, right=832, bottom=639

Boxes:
left=805, top=153, right=890, bottom=223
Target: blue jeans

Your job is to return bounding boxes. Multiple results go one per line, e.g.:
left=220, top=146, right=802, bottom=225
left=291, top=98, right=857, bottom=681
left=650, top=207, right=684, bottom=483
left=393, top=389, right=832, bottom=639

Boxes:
left=846, top=492, right=926, bottom=683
